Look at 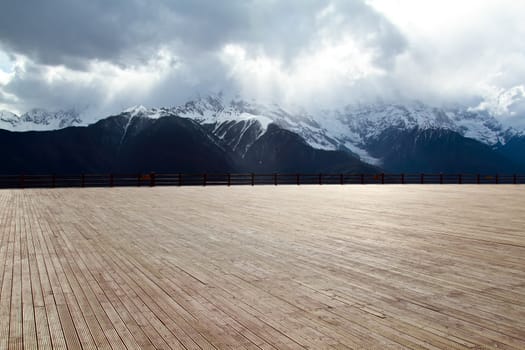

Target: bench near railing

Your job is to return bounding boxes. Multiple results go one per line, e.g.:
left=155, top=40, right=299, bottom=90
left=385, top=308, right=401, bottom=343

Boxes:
left=0, top=173, right=523, bottom=188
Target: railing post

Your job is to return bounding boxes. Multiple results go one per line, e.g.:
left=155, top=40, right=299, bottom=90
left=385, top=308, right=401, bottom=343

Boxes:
left=360, top=174, right=364, bottom=185
left=178, top=173, right=182, bottom=187
left=19, top=174, right=24, bottom=189
left=296, top=173, right=300, bottom=186
left=150, top=172, right=155, bottom=187
left=203, top=173, right=207, bottom=187
left=440, top=173, right=443, bottom=184
left=340, top=174, right=344, bottom=185
left=318, top=173, right=322, bottom=185
left=514, top=174, right=517, bottom=185
left=274, top=173, right=278, bottom=186
left=401, top=173, right=405, bottom=185
left=477, top=174, right=480, bottom=184
left=458, top=174, right=462, bottom=185
left=52, top=174, right=56, bottom=188
left=381, top=173, right=385, bottom=185
left=227, top=173, right=231, bottom=187
left=495, top=174, right=499, bottom=184
left=420, top=173, right=424, bottom=184
left=110, top=173, right=114, bottom=187
left=81, top=174, right=85, bottom=188
left=251, top=173, right=255, bottom=186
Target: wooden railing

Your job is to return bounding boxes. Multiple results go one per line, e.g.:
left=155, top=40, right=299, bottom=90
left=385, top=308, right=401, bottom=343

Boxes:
left=0, top=173, right=523, bottom=189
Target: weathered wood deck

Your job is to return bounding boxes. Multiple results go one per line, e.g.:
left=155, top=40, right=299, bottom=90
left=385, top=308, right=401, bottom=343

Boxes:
left=0, top=186, right=524, bottom=349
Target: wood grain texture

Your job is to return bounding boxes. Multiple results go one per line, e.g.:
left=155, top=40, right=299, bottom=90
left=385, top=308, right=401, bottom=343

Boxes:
left=0, top=185, right=524, bottom=349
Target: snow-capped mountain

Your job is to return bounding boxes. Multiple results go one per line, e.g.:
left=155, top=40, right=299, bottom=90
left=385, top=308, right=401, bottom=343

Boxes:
left=117, top=95, right=521, bottom=166
left=2, top=96, right=519, bottom=149
left=1, top=95, right=523, bottom=170
left=120, top=99, right=275, bottom=156
left=330, top=102, right=517, bottom=146
left=313, top=103, right=520, bottom=164
left=0, top=108, right=84, bottom=131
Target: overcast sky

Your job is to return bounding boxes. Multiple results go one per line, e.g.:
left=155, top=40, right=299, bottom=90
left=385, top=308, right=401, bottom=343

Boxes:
left=0, top=0, right=524, bottom=124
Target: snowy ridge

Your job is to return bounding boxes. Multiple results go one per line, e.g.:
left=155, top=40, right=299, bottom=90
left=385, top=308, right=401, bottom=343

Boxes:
left=169, top=95, right=342, bottom=151
left=0, top=110, right=19, bottom=129
left=171, top=95, right=273, bottom=131
left=321, top=102, right=516, bottom=146
left=0, top=108, right=84, bottom=131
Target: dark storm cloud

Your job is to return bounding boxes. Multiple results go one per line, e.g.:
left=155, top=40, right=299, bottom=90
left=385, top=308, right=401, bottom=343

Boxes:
left=0, top=0, right=247, bottom=67
left=0, top=0, right=405, bottom=69
left=0, top=0, right=181, bottom=68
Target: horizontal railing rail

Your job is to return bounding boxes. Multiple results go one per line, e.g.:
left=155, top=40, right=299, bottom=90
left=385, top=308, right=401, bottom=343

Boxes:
left=0, top=172, right=523, bottom=189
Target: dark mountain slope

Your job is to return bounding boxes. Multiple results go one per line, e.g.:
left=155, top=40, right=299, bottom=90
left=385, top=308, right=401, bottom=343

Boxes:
left=366, top=128, right=521, bottom=173
left=0, top=116, right=126, bottom=174
left=0, top=115, right=233, bottom=174
left=498, top=135, right=525, bottom=168
left=115, top=116, right=234, bottom=173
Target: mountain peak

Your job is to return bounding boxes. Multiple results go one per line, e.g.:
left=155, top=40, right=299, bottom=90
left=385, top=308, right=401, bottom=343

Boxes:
left=123, top=105, right=148, bottom=116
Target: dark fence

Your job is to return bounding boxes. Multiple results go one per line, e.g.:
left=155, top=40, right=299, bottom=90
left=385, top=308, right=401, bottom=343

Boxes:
left=0, top=173, right=523, bottom=189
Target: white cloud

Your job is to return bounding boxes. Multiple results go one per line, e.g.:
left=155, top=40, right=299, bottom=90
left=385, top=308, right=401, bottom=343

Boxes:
left=0, top=49, right=184, bottom=119
left=0, top=70, right=13, bottom=86
left=367, top=0, right=525, bottom=107
left=0, top=50, right=14, bottom=87
left=472, top=85, right=525, bottom=127
left=220, top=36, right=385, bottom=106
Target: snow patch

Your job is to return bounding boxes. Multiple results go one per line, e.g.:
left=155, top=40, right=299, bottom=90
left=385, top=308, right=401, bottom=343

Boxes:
left=344, top=142, right=382, bottom=166
left=123, top=105, right=148, bottom=117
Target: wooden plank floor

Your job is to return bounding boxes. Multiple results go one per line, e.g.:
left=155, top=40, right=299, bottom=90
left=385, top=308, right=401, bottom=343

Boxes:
left=0, top=185, right=524, bottom=349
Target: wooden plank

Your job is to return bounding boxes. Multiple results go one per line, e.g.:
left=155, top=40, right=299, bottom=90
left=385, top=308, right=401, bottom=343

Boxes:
left=0, top=192, right=15, bottom=350
left=20, top=193, right=38, bottom=350
left=9, top=193, right=23, bottom=350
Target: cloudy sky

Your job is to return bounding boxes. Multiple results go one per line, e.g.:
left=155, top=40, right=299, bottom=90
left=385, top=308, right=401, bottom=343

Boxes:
left=0, top=0, right=524, bottom=124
